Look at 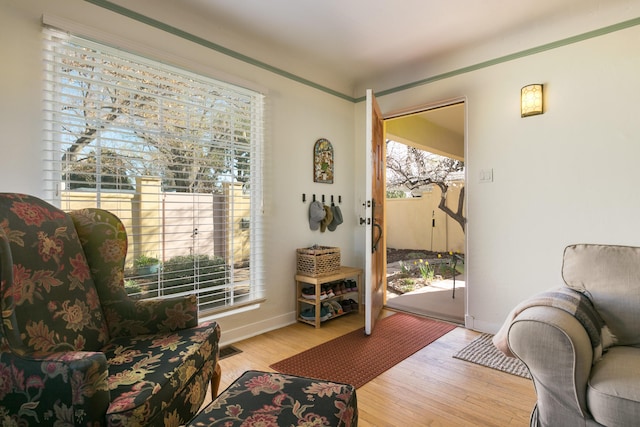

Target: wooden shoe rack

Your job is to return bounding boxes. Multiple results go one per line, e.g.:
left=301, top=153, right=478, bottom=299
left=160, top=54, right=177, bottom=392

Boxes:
left=295, top=266, right=362, bottom=328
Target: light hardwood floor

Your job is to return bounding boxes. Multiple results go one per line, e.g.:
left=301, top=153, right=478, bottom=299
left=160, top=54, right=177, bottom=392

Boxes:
left=207, top=309, right=536, bottom=426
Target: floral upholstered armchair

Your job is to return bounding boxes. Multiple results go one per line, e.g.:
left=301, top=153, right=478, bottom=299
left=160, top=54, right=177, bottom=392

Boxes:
left=0, top=193, right=221, bottom=426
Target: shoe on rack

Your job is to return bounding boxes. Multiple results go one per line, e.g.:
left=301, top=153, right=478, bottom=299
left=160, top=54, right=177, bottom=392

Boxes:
left=301, top=286, right=316, bottom=299
left=323, top=285, right=335, bottom=298
left=340, top=283, right=347, bottom=295
left=347, top=299, right=359, bottom=311
left=333, top=282, right=342, bottom=295
left=320, top=306, right=331, bottom=321
left=301, top=286, right=328, bottom=300
left=300, top=306, right=331, bottom=322
left=299, top=308, right=314, bottom=321
left=340, top=300, right=352, bottom=313
left=323, top=302, right=335, bottom=318
left=328, top=300, right=343, bottom=315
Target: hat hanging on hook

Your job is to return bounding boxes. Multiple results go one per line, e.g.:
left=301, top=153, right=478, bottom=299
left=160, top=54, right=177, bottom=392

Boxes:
left=320, top=204, right=333, bottom=232
left=328, top=205, right=343, bottom=231
left=308, top=200, right=325, bottom=230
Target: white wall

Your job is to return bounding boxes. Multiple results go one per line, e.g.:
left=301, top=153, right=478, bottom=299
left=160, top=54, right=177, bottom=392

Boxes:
left=356, top=23, right=640, bottom=332
left=0, top=0, right=356, bottom=345
left=3, top=0, right=640, bottom=341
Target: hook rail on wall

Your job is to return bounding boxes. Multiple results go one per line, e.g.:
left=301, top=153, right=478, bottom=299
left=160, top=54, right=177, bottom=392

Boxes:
left=302, top=193, right=342, bottom=204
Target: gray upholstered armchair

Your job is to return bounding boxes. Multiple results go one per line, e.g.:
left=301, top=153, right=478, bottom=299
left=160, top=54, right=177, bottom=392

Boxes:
left=0, top=193, right=221, bottom=426
left=496, top=244, right=640, bottom=426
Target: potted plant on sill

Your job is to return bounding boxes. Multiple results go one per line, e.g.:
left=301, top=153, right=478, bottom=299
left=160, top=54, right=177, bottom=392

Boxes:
left=134, top=254, right=160, bottom=276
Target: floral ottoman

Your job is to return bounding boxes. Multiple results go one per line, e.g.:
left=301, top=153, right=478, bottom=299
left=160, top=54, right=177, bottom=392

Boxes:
left=187, top=370, right=358, bottom=426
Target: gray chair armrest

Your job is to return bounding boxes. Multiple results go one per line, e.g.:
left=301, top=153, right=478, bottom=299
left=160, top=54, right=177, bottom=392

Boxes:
left=508, top=305, right=599, bottom=427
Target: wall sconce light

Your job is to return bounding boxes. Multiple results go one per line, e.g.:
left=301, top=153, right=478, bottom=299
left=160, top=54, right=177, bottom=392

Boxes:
left=521, top=84, right=543, bottom=117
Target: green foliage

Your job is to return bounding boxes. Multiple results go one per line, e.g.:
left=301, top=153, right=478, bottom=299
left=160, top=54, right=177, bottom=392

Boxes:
left=161, top=254, right=226, bottom=290
left=407, top=252, right=427, bottom=260
left=124, top=279, right=141, bottom=294
left=134, top=254, right=160, bottom=267
left=398, top=261, right=411, bottom=275
left=125, top=254, right=228, bottom=301
left=399, top=278, right=415, bottom=293
left=386, top=190, right=406, bottom=199
left=416, top=259, right=435, bottom=281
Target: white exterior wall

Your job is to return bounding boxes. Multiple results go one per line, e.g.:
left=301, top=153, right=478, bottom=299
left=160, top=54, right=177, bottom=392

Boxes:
left=386, top=187, right=465, bottom=254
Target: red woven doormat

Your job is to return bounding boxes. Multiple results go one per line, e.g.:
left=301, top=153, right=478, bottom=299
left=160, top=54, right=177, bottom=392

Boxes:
left=269, top=313, right=456, bottom=388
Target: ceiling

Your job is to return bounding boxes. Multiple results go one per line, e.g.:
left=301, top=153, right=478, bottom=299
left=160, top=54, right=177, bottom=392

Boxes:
left=104, top=0, right=636, bottom=146
left=388, top=103, right=465, bottom=160
left=113, top=0, right=638, bottom=96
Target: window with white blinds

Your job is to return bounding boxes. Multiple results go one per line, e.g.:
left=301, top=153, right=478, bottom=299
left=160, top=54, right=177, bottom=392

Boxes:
left=42, top=27, right=265, bottom=316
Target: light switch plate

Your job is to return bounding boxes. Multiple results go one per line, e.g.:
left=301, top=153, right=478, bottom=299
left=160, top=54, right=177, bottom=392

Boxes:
left=479, top=168, right=493, bottom=183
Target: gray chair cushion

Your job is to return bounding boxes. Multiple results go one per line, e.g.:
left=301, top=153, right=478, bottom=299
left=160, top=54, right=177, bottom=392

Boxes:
left=562, top=244, right=640, bottom=346
left=587, top=346, right=640, bottom=427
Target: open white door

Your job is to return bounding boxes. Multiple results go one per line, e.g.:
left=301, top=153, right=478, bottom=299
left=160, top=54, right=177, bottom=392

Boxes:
left=364, top=89, right=386, bottom=335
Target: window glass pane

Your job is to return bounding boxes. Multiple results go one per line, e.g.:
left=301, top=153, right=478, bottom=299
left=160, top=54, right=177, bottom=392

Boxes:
left=43, top=28, right=264, bottom=315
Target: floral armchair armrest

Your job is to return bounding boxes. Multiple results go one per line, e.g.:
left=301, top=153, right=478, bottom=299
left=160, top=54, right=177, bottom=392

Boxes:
left=104, top=293, right=199, bottom=338
left=0, top=348, right=110, bottom=426
left=69, top=209, right=198, bottom=338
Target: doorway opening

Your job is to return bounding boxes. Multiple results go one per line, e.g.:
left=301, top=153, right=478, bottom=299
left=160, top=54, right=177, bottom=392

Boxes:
left=382, top=101, right=466, bottom=324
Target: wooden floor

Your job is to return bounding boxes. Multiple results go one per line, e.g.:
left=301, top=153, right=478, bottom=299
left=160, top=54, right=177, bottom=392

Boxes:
left=206, top=309, right=536, bottom=427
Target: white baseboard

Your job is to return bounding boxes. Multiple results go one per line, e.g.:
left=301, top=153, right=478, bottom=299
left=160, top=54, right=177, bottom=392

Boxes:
left=218, top=311, right=297, bottom=347
left=468, top=318, right=502, bottom=335
left=464, top=314, right=475, bottom=329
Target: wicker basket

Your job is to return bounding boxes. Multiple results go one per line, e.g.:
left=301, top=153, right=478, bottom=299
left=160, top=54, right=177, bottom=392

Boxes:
left=296, top=246, right=341, bottom=277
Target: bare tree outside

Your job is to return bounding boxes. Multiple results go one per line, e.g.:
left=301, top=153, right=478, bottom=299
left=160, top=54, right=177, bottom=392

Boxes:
left=44, top=30, right=264, bottom=313
left=57, top=47, right=250, bottom=193
left=386, top=140, right=466, bottom=231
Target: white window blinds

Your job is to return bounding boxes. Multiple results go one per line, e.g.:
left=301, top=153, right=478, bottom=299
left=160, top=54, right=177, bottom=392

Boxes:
left=42, top=27, right=265, bottom=316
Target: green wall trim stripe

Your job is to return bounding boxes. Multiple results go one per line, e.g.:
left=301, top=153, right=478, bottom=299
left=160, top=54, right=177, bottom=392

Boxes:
left=83, top=0, right=356, bottom=102
left=85, top=0, right=639, bottom=104
left=356, top=15, right=640, bottom=102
